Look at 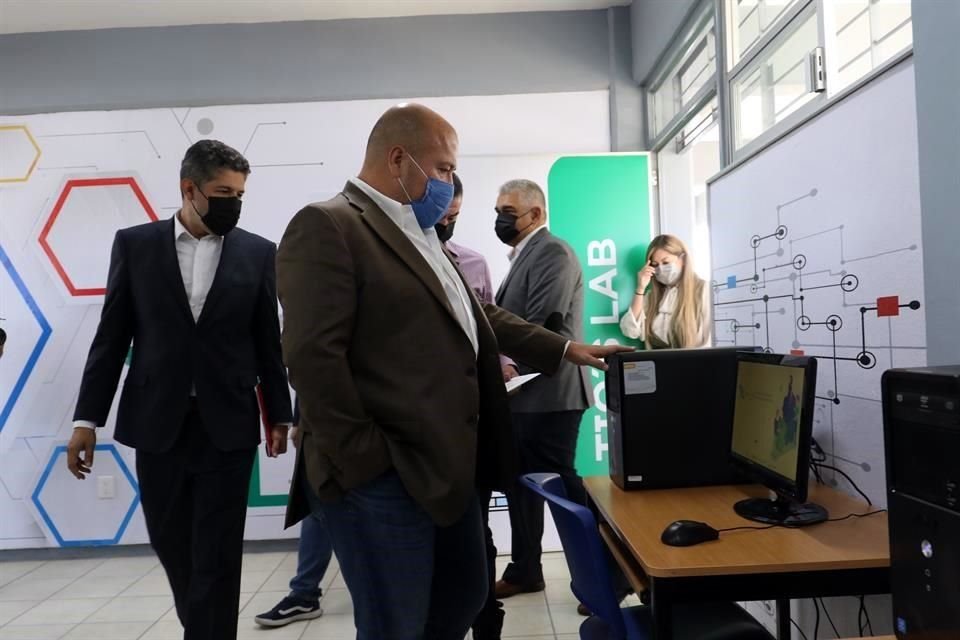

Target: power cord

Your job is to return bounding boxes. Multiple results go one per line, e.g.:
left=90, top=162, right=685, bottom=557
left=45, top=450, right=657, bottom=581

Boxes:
left=809, top=438, right=874, bottom=506
left=791, top=618, right=810, bottom=640
left=813, top=462, right=873, bottom=506
left=817, top=598, right=840, bottom=638
left=858, top=595, right=875, bottom=636
left=858, top=596, right=866, bottom=636
left=812, top=596, right=821, bottom=640
left=826, top=509, right=886, bottom=523
left=716, top=509, right=885, bottom=535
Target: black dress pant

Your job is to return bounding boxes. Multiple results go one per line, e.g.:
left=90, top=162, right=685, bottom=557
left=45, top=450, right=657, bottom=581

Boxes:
left=136, top=403, right=256, bottom=640
left=503, top=410, right=586, bottom=586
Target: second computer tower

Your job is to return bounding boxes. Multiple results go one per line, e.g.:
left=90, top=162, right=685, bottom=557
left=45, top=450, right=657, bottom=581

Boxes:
left=883, top=366, right=960, bottom=640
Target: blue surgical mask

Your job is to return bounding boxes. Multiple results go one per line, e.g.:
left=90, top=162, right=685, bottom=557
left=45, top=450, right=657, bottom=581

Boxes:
left=397, top=153, right=455, bottom=229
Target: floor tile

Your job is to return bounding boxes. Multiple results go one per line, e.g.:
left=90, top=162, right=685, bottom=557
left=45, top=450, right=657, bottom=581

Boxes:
left=542, top=556, right=571, bottom=581
left=501, top=603, right=554, bottom=637
left=137, top=620, right=184, bottom=640
left=275, top=553, right=298, bottom=572
left=84, top=558, right=158, bottom=579
left=317, top=588, right=351, bottom=617
left=0, top=599, right=41, bottom=625
left=122, top=574, right=172, bottom=597
left=544, top=579, right=578, bottom=605
left=300, top=614, right=357, bottom=639
left=55, top=575, right=139, bottom=599
left=240, top=571, right=272, bottom=594
left=240, top=552, right=288, bottom=574
left=85, top=595, right=173, bottom=623
left=61, top=621, right=153, bottom=639
left=0, top=625, right=75, bottom=639
left=327, top=572, right=347, bottom=591
left=259, top=569, right=294, bottom=593
left=11, top=597, right=110, bottom=625
left=0, top=561, right=45, bottom=588
left=236, top=622, right=308, bottom=639
left=0, top=577, right=76, bottom=602
left=547, top=599, right=588, bottom=635
left=28, top=560, right=102, bottom=581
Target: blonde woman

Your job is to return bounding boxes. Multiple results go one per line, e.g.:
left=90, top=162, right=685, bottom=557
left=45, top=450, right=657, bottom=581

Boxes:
left=620, top=234, right=711, bottom=348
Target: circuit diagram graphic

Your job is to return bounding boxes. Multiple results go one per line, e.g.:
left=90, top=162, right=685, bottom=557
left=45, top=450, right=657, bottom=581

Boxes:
left=711, top=187, right=925, bottom=498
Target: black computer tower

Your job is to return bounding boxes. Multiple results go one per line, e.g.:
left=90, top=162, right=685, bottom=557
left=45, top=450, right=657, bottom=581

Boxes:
left=882, top=366, right=960, bottom=640
left=605, top=346, right=756, bottom=491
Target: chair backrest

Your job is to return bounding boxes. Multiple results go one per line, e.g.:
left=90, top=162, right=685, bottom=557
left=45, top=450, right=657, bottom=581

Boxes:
left=522, top=473, right=643, bottom=639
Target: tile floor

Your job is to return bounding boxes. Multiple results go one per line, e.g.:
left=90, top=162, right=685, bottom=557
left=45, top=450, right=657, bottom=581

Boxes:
left=0, top=549, right=626, bottom=639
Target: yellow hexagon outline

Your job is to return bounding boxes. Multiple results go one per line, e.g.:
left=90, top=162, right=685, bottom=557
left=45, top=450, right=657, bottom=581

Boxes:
left=0, top=124, right=42, bottom=184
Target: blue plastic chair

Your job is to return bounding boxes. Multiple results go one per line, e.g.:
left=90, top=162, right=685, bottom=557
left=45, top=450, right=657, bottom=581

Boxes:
left=521, top=473, right=775, bottom=640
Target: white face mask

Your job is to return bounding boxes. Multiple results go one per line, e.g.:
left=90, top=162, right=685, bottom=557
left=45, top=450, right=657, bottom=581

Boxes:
left=655, top=262, right=681, bottom=286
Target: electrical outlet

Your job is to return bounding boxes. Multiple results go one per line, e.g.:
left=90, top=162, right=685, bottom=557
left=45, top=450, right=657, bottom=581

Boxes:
left=97, top=475, right=115, bottom=500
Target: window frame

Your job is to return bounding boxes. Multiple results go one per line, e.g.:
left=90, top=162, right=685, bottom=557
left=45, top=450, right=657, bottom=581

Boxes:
left=719, top=0, right=914, bottom=168
left=728, top=0, right=826, bottom=160
left=822, top=0, right=914, bottom=97
left=726, top=0, right=806, bottom=72
left=645, top=0, right=719, bottom=151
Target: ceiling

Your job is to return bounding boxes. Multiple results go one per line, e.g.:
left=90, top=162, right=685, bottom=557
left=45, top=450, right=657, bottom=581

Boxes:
left=0, top=0, right=630, bottom=35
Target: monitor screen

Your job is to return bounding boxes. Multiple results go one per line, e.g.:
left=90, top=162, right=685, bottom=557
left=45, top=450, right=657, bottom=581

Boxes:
left=731, top=359, right=806, bottom=485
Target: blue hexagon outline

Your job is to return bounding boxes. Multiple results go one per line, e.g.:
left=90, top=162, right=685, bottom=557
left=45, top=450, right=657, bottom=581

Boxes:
left=31, top=444, right=140, bottom=547
left=0, top=242, right=53, bottom=433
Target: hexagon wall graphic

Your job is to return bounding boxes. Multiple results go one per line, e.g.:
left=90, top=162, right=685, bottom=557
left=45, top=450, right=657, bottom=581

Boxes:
left=0, top=125, right=42, bottom=183
left=31, top=444, right=139, bottom=547
left=0, top=243, right=53, bottom=435
left=39, top=177, right=158, bottom=297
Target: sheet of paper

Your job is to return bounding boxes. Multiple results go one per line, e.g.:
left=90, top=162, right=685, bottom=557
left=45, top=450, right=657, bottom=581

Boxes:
left=505, top=373, right=540, bottom=393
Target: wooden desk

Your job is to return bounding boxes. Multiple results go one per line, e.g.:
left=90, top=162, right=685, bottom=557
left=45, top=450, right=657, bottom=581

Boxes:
left=585, top=476, right=891, bottom=640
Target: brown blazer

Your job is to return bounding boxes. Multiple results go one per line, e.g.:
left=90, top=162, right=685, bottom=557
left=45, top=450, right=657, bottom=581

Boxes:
left=277, top=182, right=567, bottom=527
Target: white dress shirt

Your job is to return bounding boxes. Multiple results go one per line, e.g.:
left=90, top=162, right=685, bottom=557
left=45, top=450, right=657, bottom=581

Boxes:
left=351, top=178, right=479, bottom=354
left=619, top=283, right=711, bottom=347
left=508, top=224, right=547, bottom=264
left=173, top=211, right=223, bottom=322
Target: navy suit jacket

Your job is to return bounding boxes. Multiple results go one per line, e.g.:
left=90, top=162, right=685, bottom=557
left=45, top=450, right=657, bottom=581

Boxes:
left=74, top=218, right=293, bottom=453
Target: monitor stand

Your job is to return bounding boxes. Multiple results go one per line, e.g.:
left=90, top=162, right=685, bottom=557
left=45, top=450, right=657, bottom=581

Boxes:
left=734, top=497, right=829, bottom=527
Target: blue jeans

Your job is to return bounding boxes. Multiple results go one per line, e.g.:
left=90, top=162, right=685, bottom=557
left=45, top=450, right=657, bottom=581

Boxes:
left=306, top=471, right=487, bottom=640
left=289, top=512, right=333, bottom=602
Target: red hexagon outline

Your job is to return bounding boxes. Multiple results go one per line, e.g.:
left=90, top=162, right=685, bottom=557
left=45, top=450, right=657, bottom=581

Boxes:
left=38, top=177, right=159, bottom=297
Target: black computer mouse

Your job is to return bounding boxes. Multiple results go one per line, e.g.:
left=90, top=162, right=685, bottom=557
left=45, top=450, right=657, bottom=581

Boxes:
left=661, top=520, right=720, bottom=547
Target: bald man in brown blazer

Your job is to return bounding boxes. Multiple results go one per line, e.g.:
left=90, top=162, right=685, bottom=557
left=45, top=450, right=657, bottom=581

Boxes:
left=277, top=104, right=629, bottom=640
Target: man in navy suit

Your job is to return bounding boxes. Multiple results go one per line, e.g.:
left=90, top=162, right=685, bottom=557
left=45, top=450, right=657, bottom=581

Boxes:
left=67, top=140, right=293, bottom=640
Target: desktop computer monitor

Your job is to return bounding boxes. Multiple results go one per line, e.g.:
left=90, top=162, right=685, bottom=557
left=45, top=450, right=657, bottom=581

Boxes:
left=729, top=352, right=828, bottom=526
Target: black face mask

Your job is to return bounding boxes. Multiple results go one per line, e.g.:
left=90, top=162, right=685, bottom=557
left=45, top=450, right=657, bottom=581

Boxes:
left=434, top=221, right=456, bottom=243
left=494, top=209, right=533, bottom=245
left=192, top=188, right=242, bottom=236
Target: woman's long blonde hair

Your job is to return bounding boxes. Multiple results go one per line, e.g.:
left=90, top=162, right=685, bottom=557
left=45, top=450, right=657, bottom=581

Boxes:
left=644, top=234, right=706, bottom=348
